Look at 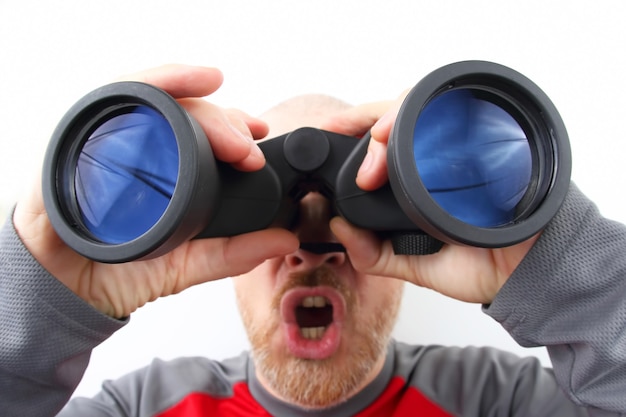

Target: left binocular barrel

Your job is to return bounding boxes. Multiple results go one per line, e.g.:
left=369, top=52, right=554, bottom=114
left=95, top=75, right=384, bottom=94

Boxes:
left=42, top=83, right=220, bottom=262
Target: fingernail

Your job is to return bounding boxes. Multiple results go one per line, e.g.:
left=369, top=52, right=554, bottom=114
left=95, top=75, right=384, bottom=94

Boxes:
left=250, top=141, right=264, bottom=160
left=373, top=110, right=393, bottom=130
left=240, top=131, right=264, bottom=161
left=357, top=150, right=373, bottom=178
left=229, top=123, right=263, bottom=160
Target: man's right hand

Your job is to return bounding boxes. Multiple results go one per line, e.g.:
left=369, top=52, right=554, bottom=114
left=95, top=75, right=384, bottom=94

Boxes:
left=13, top=64, right=299, bottom=318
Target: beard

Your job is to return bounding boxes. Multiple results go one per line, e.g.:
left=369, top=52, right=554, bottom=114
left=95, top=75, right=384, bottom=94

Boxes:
left=236, top=266, right=404, bottom=409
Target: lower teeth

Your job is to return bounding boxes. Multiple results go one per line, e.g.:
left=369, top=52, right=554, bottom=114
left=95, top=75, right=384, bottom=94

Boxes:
left=300, top=326, right=326, bottom=340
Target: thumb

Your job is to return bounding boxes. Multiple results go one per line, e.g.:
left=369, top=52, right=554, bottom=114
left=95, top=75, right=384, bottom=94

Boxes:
left=330, top=216, right=395, bottom=275
left=174, top=228, right=300, bottom=289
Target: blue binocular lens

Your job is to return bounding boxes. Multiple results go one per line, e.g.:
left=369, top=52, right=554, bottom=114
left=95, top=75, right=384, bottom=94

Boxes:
left=387, top=61, right=570, bottom=248
left=43, top=82, right=218, bottom=261
left=75, top=105, right=179, bottom=244
left=413, top=88, right=531, bottom=228
left=42, top=61, right=571, bottom=262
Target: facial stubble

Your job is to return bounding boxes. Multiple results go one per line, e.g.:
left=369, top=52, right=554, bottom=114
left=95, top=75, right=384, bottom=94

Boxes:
left=236, top=266, right=404, bottom=409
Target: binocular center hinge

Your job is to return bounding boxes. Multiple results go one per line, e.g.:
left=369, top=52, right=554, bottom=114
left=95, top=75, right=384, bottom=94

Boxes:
left=283, top=128, right=330, bottom=173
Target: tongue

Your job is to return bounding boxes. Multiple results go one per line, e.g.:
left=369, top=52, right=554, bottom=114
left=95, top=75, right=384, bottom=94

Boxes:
left=296, top=305, right=333, bottom=327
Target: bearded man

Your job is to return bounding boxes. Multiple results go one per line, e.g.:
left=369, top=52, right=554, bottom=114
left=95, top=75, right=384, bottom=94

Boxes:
left=1, top=65, right=625, bottom=416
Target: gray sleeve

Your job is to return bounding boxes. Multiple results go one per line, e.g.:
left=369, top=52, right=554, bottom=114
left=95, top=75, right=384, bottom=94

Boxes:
left=0, top=214, right=126, bottom=417
left=485, top=183, right=626, bottom=415
left=396, top=343, right=597, bottom=417
left=58, top=354, right=249, bottom=417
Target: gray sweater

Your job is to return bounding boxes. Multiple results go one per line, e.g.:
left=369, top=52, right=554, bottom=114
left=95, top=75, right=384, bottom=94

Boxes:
left=1, top=184, right=625, bottom=416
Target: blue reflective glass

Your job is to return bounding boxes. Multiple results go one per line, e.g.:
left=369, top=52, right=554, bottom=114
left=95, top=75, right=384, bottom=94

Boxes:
left=413, top=89, right=532, bottom=227
left=75, top=106, right=179, bottom=243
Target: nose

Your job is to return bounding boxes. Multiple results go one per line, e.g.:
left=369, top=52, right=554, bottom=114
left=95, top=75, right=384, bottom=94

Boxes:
left=288, top=192, right=346, bottom=270
left=285, top=246, right=346, bottom=270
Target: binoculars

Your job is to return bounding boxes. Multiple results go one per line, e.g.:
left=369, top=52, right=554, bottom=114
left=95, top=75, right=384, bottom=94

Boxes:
left=42, top=61, right=571, bottom=263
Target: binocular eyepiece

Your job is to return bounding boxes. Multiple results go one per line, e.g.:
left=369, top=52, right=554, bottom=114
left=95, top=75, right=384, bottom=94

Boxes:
left=42, top=61, right=571, bottom=263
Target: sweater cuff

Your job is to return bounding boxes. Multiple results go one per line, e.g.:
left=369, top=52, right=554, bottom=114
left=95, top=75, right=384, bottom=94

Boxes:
left=483, top=183, right=595, bottom=344
left=0, top=210, right=126, bottom=346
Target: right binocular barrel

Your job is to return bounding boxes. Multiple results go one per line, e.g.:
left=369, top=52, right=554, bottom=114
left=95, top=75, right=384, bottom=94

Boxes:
left=388, top=60, right=571, bottom=248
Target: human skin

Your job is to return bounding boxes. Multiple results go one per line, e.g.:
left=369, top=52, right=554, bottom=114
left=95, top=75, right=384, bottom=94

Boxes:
left=12, top=63, right=536, bottom=318
left=9, top=64, right=539, bottom=411
left=321, top=99, right=539, bottom=305
left=232, top=93, right=538, bottom=408
left=233, top=190, right=405, bottom=408
left=13, top=65, right=300, bottom=318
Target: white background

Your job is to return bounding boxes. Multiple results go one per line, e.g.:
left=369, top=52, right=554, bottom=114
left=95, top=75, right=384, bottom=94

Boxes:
left=1, top=0, right=625, bottom=398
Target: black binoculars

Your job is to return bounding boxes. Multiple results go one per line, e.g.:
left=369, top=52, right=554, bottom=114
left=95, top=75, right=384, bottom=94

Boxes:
left=42, top=61, right=571, bottom=263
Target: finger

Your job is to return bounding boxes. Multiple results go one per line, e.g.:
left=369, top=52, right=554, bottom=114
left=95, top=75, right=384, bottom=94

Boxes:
left=173, top=228, right=299, bottom=289
left=369, top=109, right=395, bottom=144
left=319, top=101, right=394, bottom=136
left=330, top=216, right=420, bottom=284
left=330, top=216, right=444, bottom=296
left=331, top=215, right=439, bottom=286
left=223, top=108, right=270, bottom=140
left=178, top=98, right=266, bottom=172
left=332, top=215, right=529, bottom=304
left=356, top=137, right=388, bottom=191
left=326, top=94, right=409, bottom=192
left=330, top=217, right=385, bottom=270
left=369, top=88, right=410, bottom=144
left=117, top=64, right=224, bottom=99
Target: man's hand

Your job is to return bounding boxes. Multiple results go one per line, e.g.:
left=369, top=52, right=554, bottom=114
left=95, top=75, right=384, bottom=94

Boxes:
left=13, top=64, right=299, bottom=318
left=322, top=95, right=539, bottom=304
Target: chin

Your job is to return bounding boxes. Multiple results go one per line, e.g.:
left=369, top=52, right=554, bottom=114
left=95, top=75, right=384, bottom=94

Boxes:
left=254, top=332, right=389, bottom=409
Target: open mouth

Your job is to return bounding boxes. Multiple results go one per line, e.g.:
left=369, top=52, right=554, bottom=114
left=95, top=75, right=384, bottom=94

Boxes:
left=296, top=296, right=334, bottom=340
left=280, top=287, right=346, bottom=359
